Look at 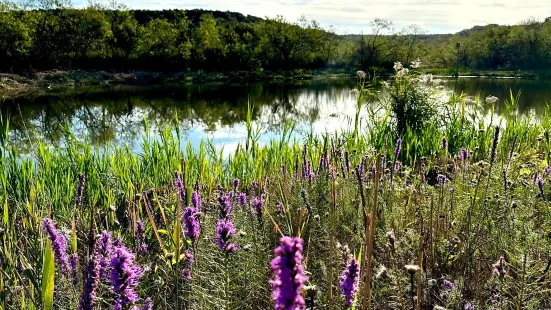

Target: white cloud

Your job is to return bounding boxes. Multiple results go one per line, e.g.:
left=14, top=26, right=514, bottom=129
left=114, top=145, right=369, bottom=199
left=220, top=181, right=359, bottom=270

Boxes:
left=74, top=0, right=551, bottom=34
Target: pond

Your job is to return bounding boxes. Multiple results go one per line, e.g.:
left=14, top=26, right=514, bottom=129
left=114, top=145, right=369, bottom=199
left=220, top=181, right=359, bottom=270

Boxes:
left=2, top=77, right=551, bottom=153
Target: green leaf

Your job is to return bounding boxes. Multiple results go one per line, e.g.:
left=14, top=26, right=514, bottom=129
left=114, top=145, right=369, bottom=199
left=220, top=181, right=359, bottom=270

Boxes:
left=41, top=240, right=55, bottom=310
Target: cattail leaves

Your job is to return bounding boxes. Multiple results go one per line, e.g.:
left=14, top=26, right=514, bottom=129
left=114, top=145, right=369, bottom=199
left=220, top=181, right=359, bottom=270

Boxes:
left=41, top=240, right=55, bottom=310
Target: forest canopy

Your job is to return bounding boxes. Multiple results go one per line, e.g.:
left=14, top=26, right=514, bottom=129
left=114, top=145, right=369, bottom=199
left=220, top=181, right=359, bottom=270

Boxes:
left=1, top=0, right=551, bottom=73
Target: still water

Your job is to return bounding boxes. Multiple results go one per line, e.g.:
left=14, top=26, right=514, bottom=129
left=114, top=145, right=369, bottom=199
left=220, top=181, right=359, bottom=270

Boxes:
left=2, top=77, right=551, bottom=153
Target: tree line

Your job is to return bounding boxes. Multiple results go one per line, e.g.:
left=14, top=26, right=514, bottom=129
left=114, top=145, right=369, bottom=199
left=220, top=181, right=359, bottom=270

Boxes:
left=1, top=0, right=551, bottom=73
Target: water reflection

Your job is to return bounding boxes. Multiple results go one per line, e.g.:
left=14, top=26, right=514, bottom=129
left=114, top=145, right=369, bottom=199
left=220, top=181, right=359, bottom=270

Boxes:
left=2, top=77, right=550, bottom=152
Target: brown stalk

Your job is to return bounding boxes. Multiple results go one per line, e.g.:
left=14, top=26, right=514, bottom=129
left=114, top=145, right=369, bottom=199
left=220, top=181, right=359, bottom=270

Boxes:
left=416, top=235, right=424, bottom=310
left=142, top=192, right=166, bottom=255
left=362, top=155, right=381, bottom=310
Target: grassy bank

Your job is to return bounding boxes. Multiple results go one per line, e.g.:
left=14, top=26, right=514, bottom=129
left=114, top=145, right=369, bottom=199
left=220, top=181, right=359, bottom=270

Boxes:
left=0, top=69, right=355, bottom=98
left=3, top=67, right=551, bottom=99
left=1, top=68, right=551, bottom=310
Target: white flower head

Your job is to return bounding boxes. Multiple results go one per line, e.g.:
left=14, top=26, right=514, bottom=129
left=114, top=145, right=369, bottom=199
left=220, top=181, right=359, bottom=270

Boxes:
left=464, top=98, right=476, bottom=105
left=356, top=70, right=366, bottom=79
left=485, top=95, right=499, bottom=104
left=397, top=68, right=409, bottom=77
left=410, top=58, right=421, bottom=69
left=420, top=74, right=433, bottom=84
left=393, top=62, right=403, bottom=71
left=349, top=88, right=359, bottom=95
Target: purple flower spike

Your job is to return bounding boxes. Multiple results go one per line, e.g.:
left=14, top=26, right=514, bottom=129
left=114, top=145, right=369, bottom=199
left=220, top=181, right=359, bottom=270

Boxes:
left=442, top=137, right=448, bottom=149
left=252, top=196, right=265, bottom=218
left=270, top=237, right=307, bottom=310
left=340, top=258, right=360, bottom=307
left=111, top=244, right=144, bottom=310
left=536, top=176, right=544, bottom=196
left=464, top=302, right=475, bottom=310
left=183, top=207, right=201, bottom=242
left=191, top=191, right=202, bottom=209
left=218, top=194, right=233, bottom=219
left=141, top=298, right=153, bottom=310
left=238, top=192, right=247, bottom=206
left=216, top=219, right=238, bottom=252
left=394, top=138, right=402, bottom=158
left=277, top=203, right=284, bottom=215
left=70, top=253, right=79, bottom=287
left=180, top=250, right=194, bottom=281
left=442, top=279, right=455, bottom=290
left=460, top=147, right=468, bottom=161
left=78, top=245, right=101, bottom=310
left=97, top=231, right=113, bottom=279
left=233, top=178, right=240, bottom=189
left=174, top=171, right=186, bottom=205
left=491, top=256, right=507, bottom=277
left=42, top=218, right=70, bottom=273
left=135, top=220, right=148, bottom=256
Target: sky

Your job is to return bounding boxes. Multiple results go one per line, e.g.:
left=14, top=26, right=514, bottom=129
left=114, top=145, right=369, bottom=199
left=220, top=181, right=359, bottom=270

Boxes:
left=76, top=0, right=551, bottom=34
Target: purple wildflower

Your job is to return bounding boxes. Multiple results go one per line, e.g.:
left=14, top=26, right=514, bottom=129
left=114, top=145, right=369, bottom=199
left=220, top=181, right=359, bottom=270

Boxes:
left=491, top=256, right=506, bottom=277
left=218, top=194, right=233, bottom=219
left=544, top=166, right=551, bottom=178
left=174, top=171, right=186, bottom=205
left=233, top=178, right=240, bottom=189
left=442, top=137, right=448, bottom=149
left=141, top=298, right=153, bottom=310
left=97, top=231, right=113, bottom=279
left=180, top=250, right=194, bottom=281
left=437, top=174, right=450, bottom=184
left=78, top=246, right=101, bottom=310
left=536, top=176, right=544, bottom=196
left=70, top=253, right=79, bottom=287
left=464, top=303, right=475, bottom=310
left=394, top=138, right=402, bottom=158
left=340, top=258, right=360, bottom=307
left=252, top=196, right=265, bottom=218
left=238, top=192, right=247, bottom=206
left=395, top=161, right=402, bottom=171
left=277, top=202, right=284, bottom=215
left=270, top=237, right=307, bottom=310
left=76, top=173, right=86, bottom=207
left=135, top=220, right=148, bottom=255
left=42, top=218, right=70, bottom=273
left=111, top=243, right=144, bottom=310
left=191, top=191, right=202, bottom=209
left=442, top=279, right=455, bottom=290
left=183, top=207, right=200, bottom=242
left=460, top=147, right=468, bottom=161
left=344, top=151, right=350, bottom=173
left=216, top=219, right=238, bottom=252
left=281, top=164, right=286, bottom=175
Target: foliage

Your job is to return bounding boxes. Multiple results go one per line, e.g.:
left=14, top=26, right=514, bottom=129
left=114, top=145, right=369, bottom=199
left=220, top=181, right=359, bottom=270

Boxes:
left=1, top=75, right=551, bottom=309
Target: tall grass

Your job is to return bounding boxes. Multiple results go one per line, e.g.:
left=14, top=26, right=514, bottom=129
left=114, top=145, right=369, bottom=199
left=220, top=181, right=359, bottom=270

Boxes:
left=1, top=69, right=551, bottom=309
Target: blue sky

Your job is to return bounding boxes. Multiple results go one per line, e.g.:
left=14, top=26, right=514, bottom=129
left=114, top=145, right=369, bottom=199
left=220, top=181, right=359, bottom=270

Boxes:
left=75, top=0, right=551, bottom=34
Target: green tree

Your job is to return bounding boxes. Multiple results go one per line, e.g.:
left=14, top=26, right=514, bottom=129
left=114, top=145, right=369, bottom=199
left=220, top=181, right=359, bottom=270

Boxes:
left=0, top=8, right=32, bottom=69
left=137, top=18, right=179, bottom=58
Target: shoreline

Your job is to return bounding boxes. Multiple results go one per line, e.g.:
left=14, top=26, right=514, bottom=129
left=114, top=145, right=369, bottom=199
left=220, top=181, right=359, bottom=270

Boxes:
left=1, top=68, right=548, bottom=99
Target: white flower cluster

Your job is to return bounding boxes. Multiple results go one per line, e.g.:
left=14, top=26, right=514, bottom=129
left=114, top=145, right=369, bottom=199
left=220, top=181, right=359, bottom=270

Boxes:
left=485, top=95, right=499, bottom=104
left=393, top=62, right=403, bottom=71
left=464, top=98, right=476, bottom=105
left=410, top=58, right=421, bottom=69
left=357, top=70, right=366, bottom=79
left=419, top=74, right=442, bottom=86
